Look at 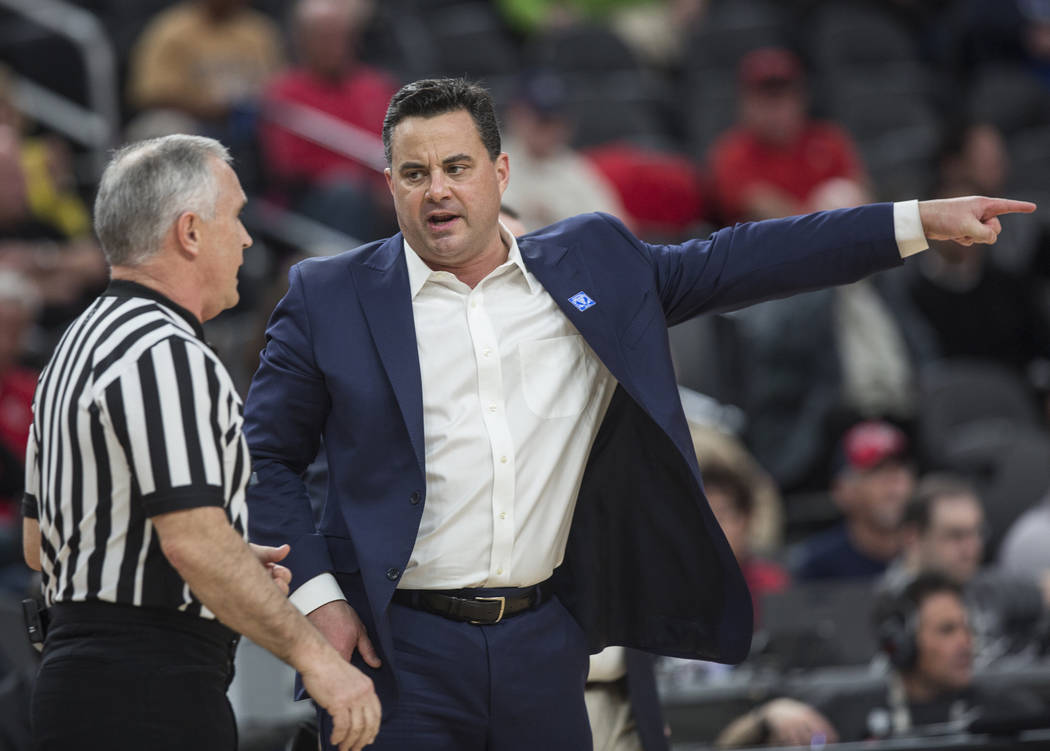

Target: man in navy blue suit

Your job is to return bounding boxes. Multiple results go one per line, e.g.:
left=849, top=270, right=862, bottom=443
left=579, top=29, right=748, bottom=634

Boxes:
left=243, top=77, right=1034, bottom=750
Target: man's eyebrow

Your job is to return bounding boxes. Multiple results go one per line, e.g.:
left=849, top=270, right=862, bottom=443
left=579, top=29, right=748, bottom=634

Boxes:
left=397, top=161, right=426, bottom=171
left=442, top=154, right=473, bottom=165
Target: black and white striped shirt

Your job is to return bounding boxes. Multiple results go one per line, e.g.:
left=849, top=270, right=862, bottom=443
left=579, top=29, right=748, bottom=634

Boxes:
left=23, top=280, right=250, bottom=619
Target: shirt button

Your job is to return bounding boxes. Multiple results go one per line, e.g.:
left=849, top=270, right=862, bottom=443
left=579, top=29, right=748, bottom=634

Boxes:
left=499, top=512, right=506, bottom=520
left=471, top=301, right=478, bottom=309
left=499, top=456, right=508, bottom=464
left=488, top=404, right=497, bottom=412
left=386, top=567, right=400, bottom=581
left=409, top=491, right=421, bottom=505
left=482, top=348, right=492, bottom=357
left=496, top=567, right=503, bottom=575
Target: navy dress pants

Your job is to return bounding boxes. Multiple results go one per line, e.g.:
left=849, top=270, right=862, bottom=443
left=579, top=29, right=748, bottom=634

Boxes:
left=319, top=594, right=593, bottom=750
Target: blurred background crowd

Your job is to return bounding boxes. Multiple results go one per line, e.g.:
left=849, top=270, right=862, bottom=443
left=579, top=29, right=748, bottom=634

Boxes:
left=2, top=0, right=1050, bottom=749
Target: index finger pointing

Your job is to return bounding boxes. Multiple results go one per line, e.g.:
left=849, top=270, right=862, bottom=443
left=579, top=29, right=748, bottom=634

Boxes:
left=983, top=198, right=1037, bottom=217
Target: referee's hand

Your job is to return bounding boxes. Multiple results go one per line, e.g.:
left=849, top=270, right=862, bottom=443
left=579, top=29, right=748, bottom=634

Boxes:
left=300, top=654, right=382, bottom=751
left=249, top=543, right=293, bottom=595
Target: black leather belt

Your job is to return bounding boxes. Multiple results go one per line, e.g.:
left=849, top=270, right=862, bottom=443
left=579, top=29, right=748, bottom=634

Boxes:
left=392, top=581, right=552, bottom=625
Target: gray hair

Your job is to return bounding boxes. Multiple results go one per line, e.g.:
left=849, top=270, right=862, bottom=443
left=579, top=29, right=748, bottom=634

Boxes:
left=93, top=134, right=231, bottom=267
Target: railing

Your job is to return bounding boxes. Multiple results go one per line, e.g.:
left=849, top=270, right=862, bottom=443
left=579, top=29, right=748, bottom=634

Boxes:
left=259, top=98, right=388, bottom=174
left=0, top=0, right=119, bottom=178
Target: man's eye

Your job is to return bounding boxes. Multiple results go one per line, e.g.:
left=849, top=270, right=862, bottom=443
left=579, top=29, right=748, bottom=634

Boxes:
left=448, top=165, right=465, bottom=175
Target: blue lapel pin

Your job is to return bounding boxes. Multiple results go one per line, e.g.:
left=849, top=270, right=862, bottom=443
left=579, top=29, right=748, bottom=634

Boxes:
left=568, top=291, right=596, bottom=312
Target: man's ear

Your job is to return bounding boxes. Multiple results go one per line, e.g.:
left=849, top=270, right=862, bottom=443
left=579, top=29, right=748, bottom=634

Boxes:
left=496, top=152, right=509, bottom=196
left=175, top=211, right=201, bottom=258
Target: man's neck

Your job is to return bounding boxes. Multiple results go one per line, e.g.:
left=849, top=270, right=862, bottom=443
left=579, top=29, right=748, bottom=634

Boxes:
left=110, top=266, right=204, bottom=323
left=429, top=232, right=510, bottom=290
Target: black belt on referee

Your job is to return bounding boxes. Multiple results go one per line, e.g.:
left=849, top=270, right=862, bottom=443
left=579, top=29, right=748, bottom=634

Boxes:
left=392, top=580, right=552, bottom=625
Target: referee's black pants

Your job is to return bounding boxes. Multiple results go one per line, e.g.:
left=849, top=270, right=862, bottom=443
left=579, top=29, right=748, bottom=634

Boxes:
left=32, top=601, right=240, bottom=751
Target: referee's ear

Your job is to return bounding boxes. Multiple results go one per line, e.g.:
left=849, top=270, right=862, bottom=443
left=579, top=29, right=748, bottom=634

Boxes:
left=175, top=211, right=202, bottom=259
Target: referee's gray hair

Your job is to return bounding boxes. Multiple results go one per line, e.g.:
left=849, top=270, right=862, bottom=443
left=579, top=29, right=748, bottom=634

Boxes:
left=93, top=134, right=232, bottom=267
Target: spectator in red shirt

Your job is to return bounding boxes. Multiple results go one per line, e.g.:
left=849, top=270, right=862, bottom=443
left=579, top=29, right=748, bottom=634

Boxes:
left=260, top=0, right=399, bottom=239
left=709, top=47, right=866, bottom=224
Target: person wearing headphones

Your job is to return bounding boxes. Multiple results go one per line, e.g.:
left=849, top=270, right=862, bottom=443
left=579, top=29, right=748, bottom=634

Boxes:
left=716, top=572, right=1045, bottom=746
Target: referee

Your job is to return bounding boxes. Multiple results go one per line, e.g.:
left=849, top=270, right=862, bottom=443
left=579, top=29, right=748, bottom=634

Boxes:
left=20, top=135, right=380, bottom=751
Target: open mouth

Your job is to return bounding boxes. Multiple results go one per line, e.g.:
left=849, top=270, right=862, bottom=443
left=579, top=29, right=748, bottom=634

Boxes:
left=427, top=212, right=460, bottom=229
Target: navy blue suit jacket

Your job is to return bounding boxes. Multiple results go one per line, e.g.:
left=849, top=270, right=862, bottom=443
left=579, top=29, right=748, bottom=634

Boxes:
left=244, top=207, right=902, bottom=704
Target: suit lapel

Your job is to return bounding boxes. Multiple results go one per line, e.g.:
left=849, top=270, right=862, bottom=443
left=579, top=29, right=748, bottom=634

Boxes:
left=347, top=235, right=425, bottom=473
left=518, top=236, right=630, bottom=386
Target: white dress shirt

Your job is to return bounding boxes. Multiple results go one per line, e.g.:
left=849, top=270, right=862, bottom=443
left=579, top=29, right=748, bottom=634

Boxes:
left=290, top=201, right=928, bottom=614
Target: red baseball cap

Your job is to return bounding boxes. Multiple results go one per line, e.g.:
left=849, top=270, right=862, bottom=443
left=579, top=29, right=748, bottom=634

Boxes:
left=739, top=47, right=804, bottom=90
left=837, top=420, right=910, bottom=473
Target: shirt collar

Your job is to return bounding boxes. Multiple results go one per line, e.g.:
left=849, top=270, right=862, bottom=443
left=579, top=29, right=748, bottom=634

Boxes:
left=104, top=279, right=207, bottom=341
left=403, top=221, right=540, bottom=298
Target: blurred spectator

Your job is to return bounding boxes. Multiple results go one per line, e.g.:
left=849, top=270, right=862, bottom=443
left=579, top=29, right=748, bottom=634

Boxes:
left=127, top=0, right=284, bottom=127
left=708, top=47, right=866, bottom=224
left=791, top=420, right=915, bottom=581
left=0, top=270, right=39, bottom=594
left=501, top=71, right=627, bottom=231
left=717, top=573, right=1046, bottom=746
left=829, top=572, right=1044, bottom=740
left=700, top=460, right=788, bottom=626
left=1021, top=0, right=1050, bottom=86
left=688, top=414, right=784, bottom=555
left=938, top=122, right=1010, bottom=198
left=0, top=65, right=91, bottom=240
left=883, top=474, right=1047, bottom=666
left=585, top=143, right=708, bottom=241
left=903, top=205, right=1050, bottom=383
left=259, top=0, right=397, bottom=240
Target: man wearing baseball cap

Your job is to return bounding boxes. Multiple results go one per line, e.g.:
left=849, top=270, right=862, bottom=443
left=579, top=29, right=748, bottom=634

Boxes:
left=709, top=46, right=866, bottom=224
left=791, top=420, right=916, bottom=580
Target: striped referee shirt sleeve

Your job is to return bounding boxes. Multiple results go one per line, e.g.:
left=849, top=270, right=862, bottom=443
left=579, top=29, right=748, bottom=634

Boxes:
left=23, top=421, right=40, bottom=520
left=100, top=336, right=230, bottom=517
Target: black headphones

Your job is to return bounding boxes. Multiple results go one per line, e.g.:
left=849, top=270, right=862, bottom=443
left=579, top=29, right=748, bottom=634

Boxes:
left=876, top=595, right=919, bottom=671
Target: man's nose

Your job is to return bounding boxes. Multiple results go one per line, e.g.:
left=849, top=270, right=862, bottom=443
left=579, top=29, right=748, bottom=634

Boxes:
left=426, top=170, right=451, bottom=200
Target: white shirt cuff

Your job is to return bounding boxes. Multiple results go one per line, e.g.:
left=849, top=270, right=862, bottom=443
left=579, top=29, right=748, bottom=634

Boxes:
left=893, top=200, right=928, bottom=258
left=288, top=573, right=346, bottom=616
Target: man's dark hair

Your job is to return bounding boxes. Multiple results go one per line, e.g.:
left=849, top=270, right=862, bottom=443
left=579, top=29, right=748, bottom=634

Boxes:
left=874, top=570, right=964, bottom=633
left=900, top=473, right=979, bottom=535
left=382, top=78, right=501, bottom=165
left=700, top=461, right=754, bottom=516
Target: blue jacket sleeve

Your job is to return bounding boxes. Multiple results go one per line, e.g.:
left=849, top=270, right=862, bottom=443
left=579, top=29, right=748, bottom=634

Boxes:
left=243, top=263, right=335, bottom=586
left=600, top=203, right=902, bottom=325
